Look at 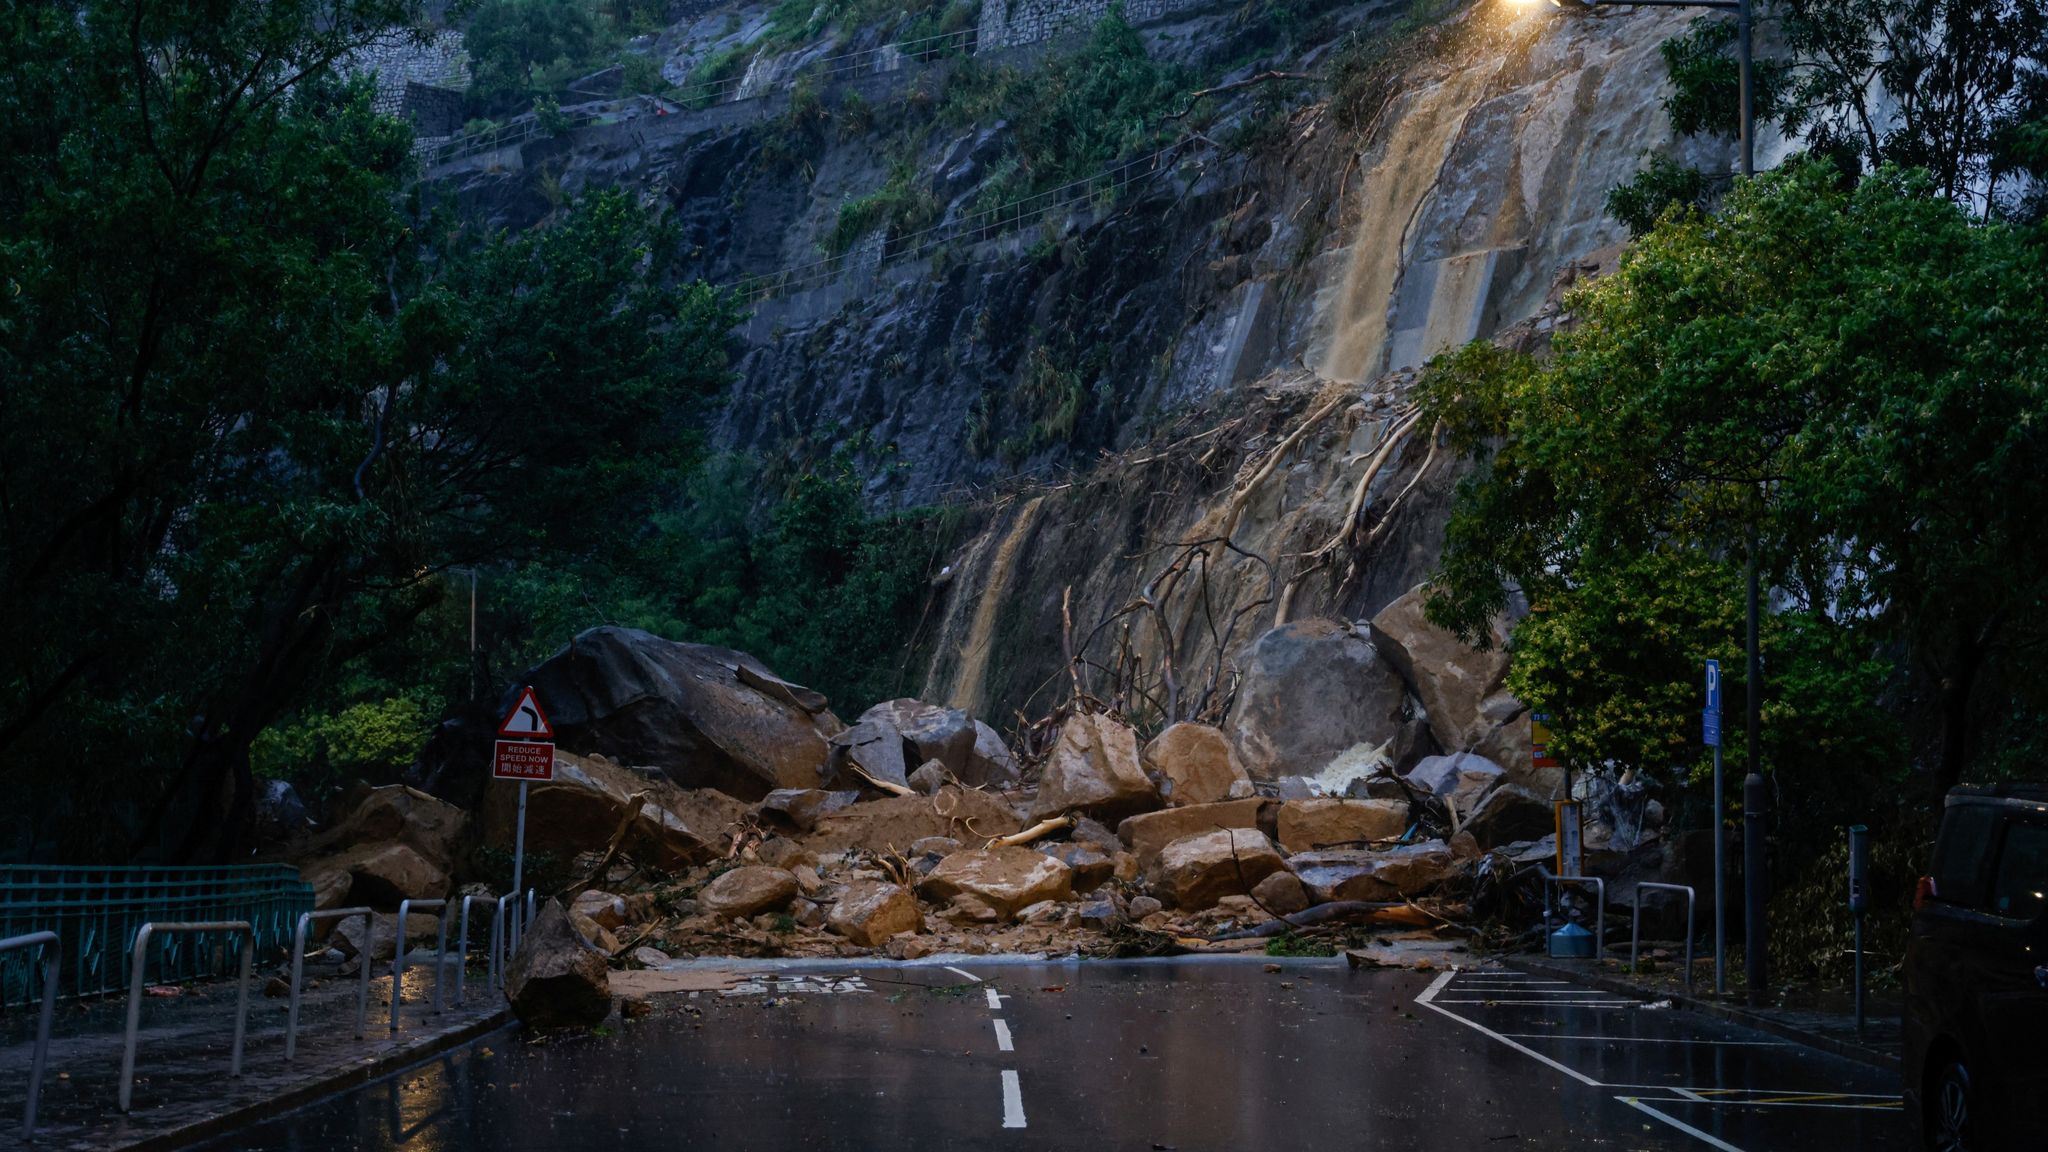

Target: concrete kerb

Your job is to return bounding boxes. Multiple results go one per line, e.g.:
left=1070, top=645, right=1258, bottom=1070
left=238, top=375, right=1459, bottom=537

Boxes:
left=1502, top=954, right=1902, bottom=1072
left=104, top=1010, right=516, bottom=1152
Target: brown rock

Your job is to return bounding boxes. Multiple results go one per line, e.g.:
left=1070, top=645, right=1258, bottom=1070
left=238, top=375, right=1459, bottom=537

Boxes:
left=806, top=788, right=1022, bottom=854
left=908, top=759, right=951, bottom=795
left=753, top=837, right=818, bottom=872
left=570, top=890, right=633, bottom=931
left=505, top=899, right=611, bottom=1030
left=1152, top=829, right=1288, bottom=911
left=315, top=842, right=449, bottom=907
left=1038, top=842, right=1115, bottom=893
left=1129, top=895, right=1164, bottom=920
left=1289, top=843, right=1457, bottom=903
left=1031, top=712, right=1158, bottom=821
left=759, top=788, right=861, bottom=832
left=886, top=934, right=938, bottom=960
left=827, top=880, right=922, bottom=946
left=1116, top=799, right=1268, bottom=867
left=1143, top=723, right=1253, bottom=807
left=480, top=751, right=742, bottom=870
left=1448, top=830, right=1482, bottom=859
left=328, top=911, right=439, bottom=962
left=621, top=997, right=654, bottom=1020
left=302, top=862, right=357, bottom=911
left=1405, top=753, right=1507, bottom=816
left=320, top=785, right=469, bottom=872
left=1275, top=798, right=1410, bottom=853
left=1368, top=586, right=1520, bottom=753
left=917, top=847, right=1073, bottom=919
left=941, top=893, right=1003, bottom=923
left=1464, top=783, right=1556, bottom=848
left=1251, top=870, right=1311, bottom=916
left=908, top=836, right=962, bottom=857
left=569, top=910, right=622, bottom=954
left=699, top=866, right=800, bottom=919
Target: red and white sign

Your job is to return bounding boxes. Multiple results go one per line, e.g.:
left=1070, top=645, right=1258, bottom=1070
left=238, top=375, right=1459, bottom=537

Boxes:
left=497, top=685, right=554, bottom=739
left=493, top=739, right=554, bottom=780
left=493, top=686, right=554, bottom=780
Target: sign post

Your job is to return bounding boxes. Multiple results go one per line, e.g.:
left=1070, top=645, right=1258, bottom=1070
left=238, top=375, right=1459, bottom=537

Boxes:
left=1847, top=824, right=1869, bottom=1032
left=1705, top=659, right=1725, bottom=995
left=493, top=686, right=555, bottom=947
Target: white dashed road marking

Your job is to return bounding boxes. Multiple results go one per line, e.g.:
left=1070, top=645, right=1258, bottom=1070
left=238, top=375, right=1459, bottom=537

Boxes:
left=985, top=988, right=1005, bottom=1010
left=946, top=966, right=983, bottom=982
left=1001, top=1070, right=1027, bottom=1128
left=993, top=1018, right=1014, bottom=1052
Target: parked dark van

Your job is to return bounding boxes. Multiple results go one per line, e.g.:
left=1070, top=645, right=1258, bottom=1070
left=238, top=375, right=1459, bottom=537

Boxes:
left=1903, top=783, right=2048, bottom=1150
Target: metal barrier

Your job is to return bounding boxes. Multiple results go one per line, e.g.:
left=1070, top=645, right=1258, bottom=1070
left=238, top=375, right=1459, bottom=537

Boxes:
left=452, top=895, right=500, bottom=1007
left=388, top=899, right=450, bottom=1033
left=490, top=893, right=516, bottom=992
left=119, top=922, right=252, bottom=1112
left=1630, top=882, right=1697, bottom=988
left=284, top=907, right=375, bottom=1061
left=1, top=864, right=311, bottom=1008
left=1539, top=869, right=1607, bottom=961
left=2, top=931, right=59, bottom=1139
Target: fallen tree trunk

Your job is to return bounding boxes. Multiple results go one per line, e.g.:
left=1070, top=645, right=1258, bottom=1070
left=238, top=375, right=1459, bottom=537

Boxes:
left=1206, top=900, right=1432, bottom=940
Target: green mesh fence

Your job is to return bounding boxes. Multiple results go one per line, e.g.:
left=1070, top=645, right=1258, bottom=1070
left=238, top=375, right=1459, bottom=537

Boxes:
left=0, top=865, right=314, bottom=1007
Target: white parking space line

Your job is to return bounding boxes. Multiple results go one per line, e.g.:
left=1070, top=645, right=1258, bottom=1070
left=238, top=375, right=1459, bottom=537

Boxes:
left=1501, top=1034, right=1786, bottom=1047
left=1001, top=1069, right=1027, bottom=1128
left=993, top=1019, right=1014, bottom=1052
left=946, top=966, right=983, bottom=983
left=1433, top=992, right=1638, bottom=1000
left=1414, top=972, right=1602, bottom=1087
left=1618, top=1097, right=1746, bottom=1151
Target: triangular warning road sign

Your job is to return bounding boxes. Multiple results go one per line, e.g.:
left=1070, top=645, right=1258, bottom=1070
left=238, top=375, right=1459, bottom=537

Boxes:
left=498, top=686, right=554, bottom=739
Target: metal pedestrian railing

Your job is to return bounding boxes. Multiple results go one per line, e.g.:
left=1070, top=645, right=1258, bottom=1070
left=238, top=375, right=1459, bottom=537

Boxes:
left=1630, top=882, right=1697, bottom=988
left=284, top=907, right=375, bottom=1061
left=118, top=922, right=252, bottom=1113
left=388, top=899, right=451, bottom=1033
left=1, top=864, right=313, bottom=1008
left=2, top=931, right=59, bottom=1139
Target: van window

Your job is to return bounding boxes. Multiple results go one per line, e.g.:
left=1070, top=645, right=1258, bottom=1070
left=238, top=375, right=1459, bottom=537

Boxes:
left=1931, top=803, right=1999, bottom=908
left=1989, top=820, right=2048, bottom=921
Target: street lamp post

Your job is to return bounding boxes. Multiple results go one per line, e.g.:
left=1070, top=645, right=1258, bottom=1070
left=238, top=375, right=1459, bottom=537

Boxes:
left=1525, top=0, right=1765, bottom=1001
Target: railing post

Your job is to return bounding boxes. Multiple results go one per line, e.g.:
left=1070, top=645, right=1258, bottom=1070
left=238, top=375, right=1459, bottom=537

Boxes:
left=3, top=932, right=60, bottom=1140
left=119, top=922, right=251, bottom=1113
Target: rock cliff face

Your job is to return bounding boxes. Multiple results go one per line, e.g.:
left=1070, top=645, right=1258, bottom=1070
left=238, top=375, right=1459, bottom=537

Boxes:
left=430, top=0, right=1713, bottom=726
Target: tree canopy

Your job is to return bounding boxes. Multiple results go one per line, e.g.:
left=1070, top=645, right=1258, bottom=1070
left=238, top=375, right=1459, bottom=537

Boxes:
left=0, top=0, right=739, bottom=860
left=1420, top=161, right=2048, bottom=805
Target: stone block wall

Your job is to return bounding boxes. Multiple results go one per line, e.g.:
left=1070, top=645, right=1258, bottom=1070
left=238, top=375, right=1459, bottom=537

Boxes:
left=341, top=29, right=471, bottom=119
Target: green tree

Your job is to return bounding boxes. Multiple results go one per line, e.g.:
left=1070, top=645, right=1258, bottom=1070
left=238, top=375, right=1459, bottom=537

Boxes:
left=465, top=0, right=603, bottom=112
left=0, top=0, right=738, bottom=861
left=1419, top=161, right=2048, bottom=799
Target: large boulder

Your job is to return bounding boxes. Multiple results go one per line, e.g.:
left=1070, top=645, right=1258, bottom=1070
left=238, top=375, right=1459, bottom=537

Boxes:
left=1405, top=753, right=1506, bottom=817
left=505, top=899, right=612, bottom=1030
left=517, top=626, right=843, bottom=799
left=297, top=785, right=469, bottom=907
left=328, top=910, right=442, bottom=962
left=1116, top=799, right=1268, bottom=868
left=1032, top=712, right=1159, bottom=821
left=479, top=751, right=747, bottom=870
left=857, top=700, right=1025, bottom=786
left=917, top=847, right=1073, bottom=919
left=1369, top=586, right=1525, bottom=756
left=1143, top=723, right=1252, bottom=807
left=1229, top=619, right=1410, bottom=780
left=826, top=720, right=913, bottom=792
left=1152, top=829, right=1289, bottom=911
left=699, top=866, right=800, bottom=919
left=1463, top=782, right=1556, bottom=848
left=304, top=842, right=449, bottom=908
left=804, top=788, right=1023, bottom=854
left=1037, top=842, right=1115, bottom=892
left=826, top=880, right=922, bottom=946
left=1288, top=842, right=1458, bottom=903
left=1275, top=799, right=1410, bottom=853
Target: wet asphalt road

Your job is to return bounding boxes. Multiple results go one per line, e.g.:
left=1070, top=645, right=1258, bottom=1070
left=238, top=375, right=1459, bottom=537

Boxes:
left=195, top=960, right=1905, bottom=1152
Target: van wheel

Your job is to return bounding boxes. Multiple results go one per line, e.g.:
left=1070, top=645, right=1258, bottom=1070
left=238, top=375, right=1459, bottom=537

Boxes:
left=1928, top=1059, right=1976, bottom=1152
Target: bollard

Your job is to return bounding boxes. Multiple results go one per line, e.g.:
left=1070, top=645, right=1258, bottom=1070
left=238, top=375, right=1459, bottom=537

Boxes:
left=286, top=907, right=375, bottom=1060
left=120, top=922, right=252, bottom=1113
left=3, top=931, right=60, bottom=1140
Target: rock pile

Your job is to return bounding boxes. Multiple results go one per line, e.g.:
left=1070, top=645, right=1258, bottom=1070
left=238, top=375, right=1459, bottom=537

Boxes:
left=291, top=617, right=1676, bottom=1012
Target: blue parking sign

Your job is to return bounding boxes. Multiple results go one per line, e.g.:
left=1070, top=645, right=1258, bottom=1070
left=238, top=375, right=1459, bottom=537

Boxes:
left=1703, top=710, right=1721, bottom=747
left=1705, top=659, right=1722, bottom=714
